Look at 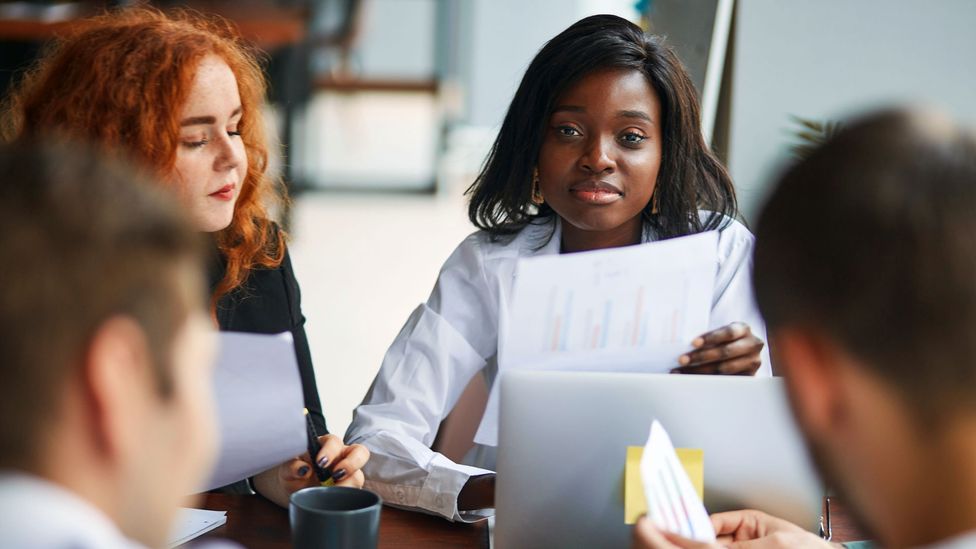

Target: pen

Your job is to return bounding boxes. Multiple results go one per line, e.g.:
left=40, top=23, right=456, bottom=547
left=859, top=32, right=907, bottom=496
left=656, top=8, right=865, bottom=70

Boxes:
left=304, top=408, right=335, bottom=487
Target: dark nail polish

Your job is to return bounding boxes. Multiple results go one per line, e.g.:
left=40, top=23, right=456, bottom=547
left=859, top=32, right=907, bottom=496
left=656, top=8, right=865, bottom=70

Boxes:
left=317, top=456, right=330, bottom=469
left=297, top=465, right=309, bottom=477
left=332, top=469, right=347, bottom=482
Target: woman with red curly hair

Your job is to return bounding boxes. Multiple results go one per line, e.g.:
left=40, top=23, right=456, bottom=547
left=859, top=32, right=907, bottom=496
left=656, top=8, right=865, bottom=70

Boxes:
left=3, top=8, right=368, bottom=507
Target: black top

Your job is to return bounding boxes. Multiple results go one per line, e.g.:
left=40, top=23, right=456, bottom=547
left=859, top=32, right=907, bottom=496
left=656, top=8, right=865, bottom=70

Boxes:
left=208, top=242, right=328, bottom=435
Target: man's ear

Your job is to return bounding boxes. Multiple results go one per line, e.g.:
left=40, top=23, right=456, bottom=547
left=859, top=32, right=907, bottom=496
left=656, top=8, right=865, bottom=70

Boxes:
left=82, top=316, right=153, bottom=463
left=773, top=327, right=845, bottom=440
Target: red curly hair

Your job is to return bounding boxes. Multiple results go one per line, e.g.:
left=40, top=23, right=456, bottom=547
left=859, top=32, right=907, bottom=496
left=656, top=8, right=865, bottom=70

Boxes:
left=3, top=7, right=286, bottom=308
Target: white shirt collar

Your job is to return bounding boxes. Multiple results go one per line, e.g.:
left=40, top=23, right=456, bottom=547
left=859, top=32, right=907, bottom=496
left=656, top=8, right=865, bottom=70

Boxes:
left=0, top=471, right=147, bottom=549
left=517, top=216, right=661, bottom=259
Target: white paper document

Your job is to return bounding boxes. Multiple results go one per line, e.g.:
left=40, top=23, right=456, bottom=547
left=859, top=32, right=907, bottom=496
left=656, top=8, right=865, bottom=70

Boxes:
left=501, top=231, right=717, bottom=371
left=641, top=421, right=715, bottom=541
left=474, top=232, right=718, bottom=446
left=200, top=331, right=308, bottom=491
left=167, top=508, right=227, bottom=548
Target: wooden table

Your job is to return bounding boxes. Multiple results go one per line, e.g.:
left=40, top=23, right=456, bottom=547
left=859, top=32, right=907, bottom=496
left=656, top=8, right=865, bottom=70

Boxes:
left=200, top=493, right=866, bottom=548
left=200, top=493, right=488, bottom=549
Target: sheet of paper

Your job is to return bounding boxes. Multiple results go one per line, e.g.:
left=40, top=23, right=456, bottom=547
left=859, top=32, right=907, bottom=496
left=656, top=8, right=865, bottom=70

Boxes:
left=625, top=446, right=704, bottom=524
left=501, top=231, right=718, bottom=370
left=639, top=420, right=715, bottom=541
left=200, top=331, right=308, bottom=491
left=474, top=232, right=718, bottom=446
left=167, top=508, right=227, bottom=548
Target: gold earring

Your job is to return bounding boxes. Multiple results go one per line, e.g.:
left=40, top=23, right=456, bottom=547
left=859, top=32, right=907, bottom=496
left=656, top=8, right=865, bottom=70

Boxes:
left=651, top=189, right=659, bottom=214
left=531, top=168, right=545, bottom=205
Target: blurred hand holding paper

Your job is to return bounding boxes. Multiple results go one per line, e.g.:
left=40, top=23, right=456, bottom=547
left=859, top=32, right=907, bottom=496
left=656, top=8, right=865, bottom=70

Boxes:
left=639, top=420, right=715, bottom=541
left=200, top=331, right=307, bottom=492
left=475, top=232, right=719, bottom=446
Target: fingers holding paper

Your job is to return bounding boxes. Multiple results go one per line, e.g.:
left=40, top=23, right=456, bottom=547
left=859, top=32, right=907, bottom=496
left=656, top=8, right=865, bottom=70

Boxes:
left=633, top=516, right=721, bottom=549
left=673, top=322, right=764, bottom=375
left=710, top=510, right=833, bottom=548
left=634, top=511, right=833, bottom=549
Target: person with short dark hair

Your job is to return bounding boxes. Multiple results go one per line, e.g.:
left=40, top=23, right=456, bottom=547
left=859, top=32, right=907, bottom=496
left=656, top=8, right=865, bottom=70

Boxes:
left=0, top=141, right=217, bottom=548
left=346, top=14, right=770, bottom=521
left=635, top=109, right=976, bottom=548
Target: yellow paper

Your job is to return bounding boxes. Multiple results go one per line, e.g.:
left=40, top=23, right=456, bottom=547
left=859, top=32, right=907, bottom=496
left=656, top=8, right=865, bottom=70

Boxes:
left=624, top=446, right=704, bottom=524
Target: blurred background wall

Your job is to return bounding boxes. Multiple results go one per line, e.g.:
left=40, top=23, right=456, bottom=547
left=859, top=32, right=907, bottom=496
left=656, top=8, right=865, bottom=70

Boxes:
left=726, top=0, right=976, bottom=220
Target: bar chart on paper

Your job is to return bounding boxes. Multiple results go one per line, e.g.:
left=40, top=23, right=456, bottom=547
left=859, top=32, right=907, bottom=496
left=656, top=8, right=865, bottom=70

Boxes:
left=476, top=232, right=720, bottom=447
left=502, top=231, right=719, bottom=372
left=545, top=282, right=690, bottom=353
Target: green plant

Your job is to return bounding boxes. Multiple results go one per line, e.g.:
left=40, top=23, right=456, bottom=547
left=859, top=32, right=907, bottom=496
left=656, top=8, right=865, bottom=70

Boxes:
left=790, top=116, right=843, bottom=159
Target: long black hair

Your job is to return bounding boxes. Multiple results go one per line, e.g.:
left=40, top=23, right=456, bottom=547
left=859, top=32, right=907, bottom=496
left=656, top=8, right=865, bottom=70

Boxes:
left=466, top=14, right=737, bottom=240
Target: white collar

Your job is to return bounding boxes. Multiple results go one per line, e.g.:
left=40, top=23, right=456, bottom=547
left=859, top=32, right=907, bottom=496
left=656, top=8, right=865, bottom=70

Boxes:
left=0, top=471, right=146, bottom=549
left=515, top=216, right=659, bottom=259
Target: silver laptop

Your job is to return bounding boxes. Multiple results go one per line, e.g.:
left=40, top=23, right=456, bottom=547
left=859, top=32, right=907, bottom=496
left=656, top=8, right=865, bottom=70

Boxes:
left=494, top=371, right=824, bottom=548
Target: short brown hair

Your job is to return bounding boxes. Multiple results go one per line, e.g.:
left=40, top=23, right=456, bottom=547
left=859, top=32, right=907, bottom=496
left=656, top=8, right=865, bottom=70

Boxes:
left=0, top=140, right=205, bottom=469
left=753, top=109, right=976, bottom=421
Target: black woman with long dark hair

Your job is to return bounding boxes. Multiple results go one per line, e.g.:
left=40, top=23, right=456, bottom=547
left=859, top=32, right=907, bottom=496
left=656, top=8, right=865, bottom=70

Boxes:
left=347, top=14, right=768, bottom=521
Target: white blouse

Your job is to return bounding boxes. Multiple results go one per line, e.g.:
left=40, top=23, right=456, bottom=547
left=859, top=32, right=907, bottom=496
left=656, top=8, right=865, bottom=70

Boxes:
left=345, top=215, right=771, bottom=521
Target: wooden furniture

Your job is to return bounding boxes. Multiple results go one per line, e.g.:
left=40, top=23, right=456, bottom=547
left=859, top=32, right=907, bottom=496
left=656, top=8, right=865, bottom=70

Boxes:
left=199, top=493, right=867, bottom=548
left=200, top=493, right=489, bottom=549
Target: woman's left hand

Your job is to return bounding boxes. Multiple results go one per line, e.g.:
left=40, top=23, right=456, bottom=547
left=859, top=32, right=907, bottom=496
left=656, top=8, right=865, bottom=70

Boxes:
left=253, top=434, right=370, bottom=507
left=672, top=322, right=764, bottom=376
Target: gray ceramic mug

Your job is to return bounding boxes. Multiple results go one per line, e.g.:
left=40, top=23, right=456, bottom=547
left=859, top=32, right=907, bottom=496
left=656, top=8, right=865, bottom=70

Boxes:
left=290, top=486, right=382, bottom=549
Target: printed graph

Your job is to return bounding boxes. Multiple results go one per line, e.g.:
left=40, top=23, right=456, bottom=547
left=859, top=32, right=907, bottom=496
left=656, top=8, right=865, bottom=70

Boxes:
left=502, top=231, right=718, bottom=372
left=542, top=280, right=691, bottom=355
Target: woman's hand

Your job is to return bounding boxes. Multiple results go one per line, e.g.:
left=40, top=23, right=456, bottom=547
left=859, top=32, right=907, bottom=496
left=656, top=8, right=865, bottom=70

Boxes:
left=673, top=322, right=764, bottom=376
left=252, top=434, right=370, bottom=507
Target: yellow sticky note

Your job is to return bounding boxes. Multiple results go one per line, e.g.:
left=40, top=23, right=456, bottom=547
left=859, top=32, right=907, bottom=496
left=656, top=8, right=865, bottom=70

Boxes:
left=624, top=446, right=704, bottom=524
